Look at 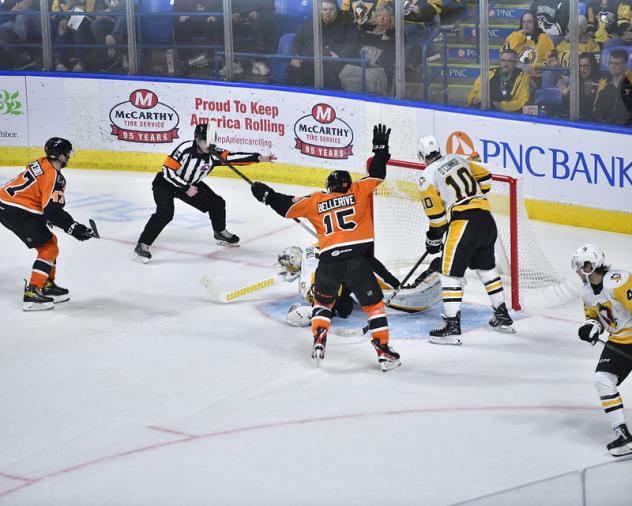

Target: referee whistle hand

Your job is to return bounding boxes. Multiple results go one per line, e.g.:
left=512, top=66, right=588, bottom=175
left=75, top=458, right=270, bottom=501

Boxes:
left=185, top=185, right=198, bottom=197
left=258, top=154, right=277, bottom=163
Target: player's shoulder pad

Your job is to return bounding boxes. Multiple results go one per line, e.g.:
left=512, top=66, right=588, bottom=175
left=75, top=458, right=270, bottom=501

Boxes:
left=603, top=270, right=631, bottom=290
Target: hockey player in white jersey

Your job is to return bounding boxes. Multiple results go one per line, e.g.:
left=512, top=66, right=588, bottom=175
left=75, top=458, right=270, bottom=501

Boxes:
left=417, top=135, right=514, bottom=345
left=572, top=244, right=632, bottom=457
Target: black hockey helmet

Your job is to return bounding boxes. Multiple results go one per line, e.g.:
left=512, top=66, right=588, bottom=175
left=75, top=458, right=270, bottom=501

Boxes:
left=326, top=170, right=352, bottom=194
left=44, top=137, right=73, bottom=160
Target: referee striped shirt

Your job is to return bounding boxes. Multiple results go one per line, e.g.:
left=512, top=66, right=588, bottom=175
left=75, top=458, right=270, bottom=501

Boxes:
left=162, top=140, right=260, bottom=189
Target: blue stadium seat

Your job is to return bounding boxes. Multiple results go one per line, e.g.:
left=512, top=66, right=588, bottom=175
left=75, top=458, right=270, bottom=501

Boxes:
left=599, top=45, right=632, bottom=71
left=139, top=0, right=174, bottom=48
left=269, top=32, right=294, bottom=84
left=532, top=87, right=562, bottom=115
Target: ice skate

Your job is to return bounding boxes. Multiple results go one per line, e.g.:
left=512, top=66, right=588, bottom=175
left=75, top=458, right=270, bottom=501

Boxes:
left=429, top=313, right=462, bottom=345
left=133, top=242, right=152, bottom=263
left=43, top=279, right=70, bottom=303
left=489, top=303, right=515, bottom=333
left=311, top=327, right=327, bottom=364
left=607, top=424, right=632, bottom=457
left=214, top=229, right=240, bottom=247
left=371, top=339, right=401, bottom=371
left=23, top=283, right=54, bottom=311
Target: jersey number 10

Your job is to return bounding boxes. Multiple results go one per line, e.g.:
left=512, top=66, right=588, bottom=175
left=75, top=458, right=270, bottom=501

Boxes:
left=445, top=167, right=478, bottom=201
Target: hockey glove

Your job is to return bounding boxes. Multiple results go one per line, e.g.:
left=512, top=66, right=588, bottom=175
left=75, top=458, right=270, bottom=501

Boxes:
left=251, top=182, right=274, bottom=205
left=578, top=319, right=603, bottom=345
left=372, top=123, right=391, bottom=155
left=66, top=221, right=93, bottom=241
left=425, top=231, right=443, bottom=255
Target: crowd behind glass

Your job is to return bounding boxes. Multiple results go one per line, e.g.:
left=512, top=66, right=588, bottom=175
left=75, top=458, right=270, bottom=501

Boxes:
left=0, top=0, right=631, bottom=128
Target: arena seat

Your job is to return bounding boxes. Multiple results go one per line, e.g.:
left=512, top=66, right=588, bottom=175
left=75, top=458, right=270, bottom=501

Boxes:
left=532, top=87, right=562, bottom=115
left=138, top=0, right=175, bottom=49
left=269, top=32, right=295, bottom=84
left=274, top=0, right=312, bottom=17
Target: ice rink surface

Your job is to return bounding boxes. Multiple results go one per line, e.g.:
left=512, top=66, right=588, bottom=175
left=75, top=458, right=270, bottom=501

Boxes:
left=1, top=167, right=631, bottom=506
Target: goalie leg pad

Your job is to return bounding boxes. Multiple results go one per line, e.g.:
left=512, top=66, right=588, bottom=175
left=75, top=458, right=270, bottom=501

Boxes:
left=287, top=303, right=312, bottom=327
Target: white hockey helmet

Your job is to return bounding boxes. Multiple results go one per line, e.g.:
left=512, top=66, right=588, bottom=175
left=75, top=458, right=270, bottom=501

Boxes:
left=571, top=244, right=605, bottom=275
left=287, top=303, right=312, bottom=327
left=276, top=246, right=303, bottom=274
left=417, top=135, right=441, bottom=163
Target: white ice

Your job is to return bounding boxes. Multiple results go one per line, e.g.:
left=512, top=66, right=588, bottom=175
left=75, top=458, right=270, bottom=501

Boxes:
left=1, top=167, right=631, bottom=506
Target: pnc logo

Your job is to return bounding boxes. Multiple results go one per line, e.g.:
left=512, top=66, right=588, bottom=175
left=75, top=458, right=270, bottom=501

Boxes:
left=130, top=89, right=158, bottom=110
left=446, top=131, right=477, bottom=157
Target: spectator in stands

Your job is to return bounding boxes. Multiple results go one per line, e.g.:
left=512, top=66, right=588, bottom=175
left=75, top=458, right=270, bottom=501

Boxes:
left=339, top=4, right=395, bottom=95
left=593, top=48, right=632, bottom=125
left=0, top=0, right=41, bottom=69
left=467, top=48, right=530, bottom=112
left=557, top=52, right=601, bottom=120
left=91, top=0, right=128, bottom=70
left=555, top=15, right=600, bottom=66
left=286, top=0, right=357, bottom=90
left=587, top=0, right=631, bottom=46
left=604, top=21, right=632, bottom=48
left=530, top=0, right=569, bottom=41
left=227, top=0, right=275, bottom=76
left=503, top=11, right=555, bottom=88
left=52, top=0, right=96, bottom=72
left=172, top=0, right=221, bottom=69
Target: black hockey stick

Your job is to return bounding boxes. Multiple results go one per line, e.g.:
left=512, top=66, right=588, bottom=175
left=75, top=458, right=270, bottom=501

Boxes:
left=88, top=218, right=100, bottom=239
left=210, top=146, right=317, bottom=238
left=597, top=338, right=632, bottom=361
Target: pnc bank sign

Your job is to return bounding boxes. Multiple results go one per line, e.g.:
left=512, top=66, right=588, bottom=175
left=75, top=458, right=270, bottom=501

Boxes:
left=444, top=131, right=632, bottom=188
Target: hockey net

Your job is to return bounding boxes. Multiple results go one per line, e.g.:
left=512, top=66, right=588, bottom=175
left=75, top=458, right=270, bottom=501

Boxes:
left=370, top=158, right=578, bottom=310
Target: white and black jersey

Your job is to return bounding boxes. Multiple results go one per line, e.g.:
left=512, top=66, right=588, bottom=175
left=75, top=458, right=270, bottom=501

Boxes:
left=162, top=140, right=260, bottom=189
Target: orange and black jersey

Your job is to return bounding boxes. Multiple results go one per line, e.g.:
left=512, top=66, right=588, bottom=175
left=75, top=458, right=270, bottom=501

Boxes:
left=0, top=157, right=74, bottom=230
left=162, top=140, right=260, bottom=189
left=264, top=154, right=388, bottom=261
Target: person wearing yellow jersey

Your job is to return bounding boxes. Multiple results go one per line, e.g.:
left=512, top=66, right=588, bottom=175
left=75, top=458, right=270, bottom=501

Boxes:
left=572, top=244, right=632, bottom=457
left=416, top=135, right=514, bottom=345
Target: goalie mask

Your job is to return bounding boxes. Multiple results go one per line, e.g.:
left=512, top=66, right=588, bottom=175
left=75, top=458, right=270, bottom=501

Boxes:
left=326, top=170, right=352, bottom=194
left=417, top=135, right=441, bottom=164
left=287, top=303, right=312, bottom=327
left=572, top=244, right=605, bottom=277
left=194, top=123, right=217, bottom=153
left=276, top=246, right=303, bottom=278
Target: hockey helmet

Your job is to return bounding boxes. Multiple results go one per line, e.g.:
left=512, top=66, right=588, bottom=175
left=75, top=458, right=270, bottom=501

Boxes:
left=571, top=244, right=605, bottom=275
left=287, top=303, right=312, bottom=327
left=417, top=135, right=441, bottom=163
left=194, top=122, right=217, bottom=145
left=44, top=137, right=73, bottom=162
left=326, top=170, right=352, bottom=194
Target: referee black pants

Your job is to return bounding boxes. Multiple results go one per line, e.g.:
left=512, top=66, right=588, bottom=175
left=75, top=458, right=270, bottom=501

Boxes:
left=138, top=173, right=226, bottom=246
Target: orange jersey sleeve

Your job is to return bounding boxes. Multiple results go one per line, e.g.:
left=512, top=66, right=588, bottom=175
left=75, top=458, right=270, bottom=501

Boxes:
left=0, top=157, right=61, bottom=215
left=286, top=177, right=382, bottom=259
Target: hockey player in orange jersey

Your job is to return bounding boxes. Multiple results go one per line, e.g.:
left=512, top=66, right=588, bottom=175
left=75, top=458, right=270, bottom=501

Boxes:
left=0, top=138, right=96, bottom=311
left=250, top=124, right=400, bottom=371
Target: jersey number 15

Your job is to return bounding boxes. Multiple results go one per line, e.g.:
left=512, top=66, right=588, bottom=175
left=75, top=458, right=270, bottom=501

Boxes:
left=323, top=208, right=357, bottom=235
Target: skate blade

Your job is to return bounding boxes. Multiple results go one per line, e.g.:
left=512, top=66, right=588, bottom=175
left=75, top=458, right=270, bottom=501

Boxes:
left=429, top=337, right=462, bottom=345
left=492, top=325, right=516, bottom=334
left=380, top=359, right=401, bottom=372
left=22, top=302, right=54, bottom=311
left=50, top=295, right=70, bottom=304
left=132, top=254, right=150, bottom=264
left=610, top=444, right=632, bottom=457
left=215, top=240, right=240, bottom=247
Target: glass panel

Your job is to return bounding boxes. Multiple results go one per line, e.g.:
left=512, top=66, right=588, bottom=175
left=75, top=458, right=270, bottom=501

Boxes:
left=0, top=0, right=43, bottom=71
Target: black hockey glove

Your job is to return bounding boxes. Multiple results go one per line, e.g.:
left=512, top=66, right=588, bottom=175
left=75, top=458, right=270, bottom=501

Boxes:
left=425, top=231, right=443, bottom=254
left=578, top=319, right=603, bottom=345
left=372, top=123, right=391, bottom=155
left=66, top=221, right=93, bottom=241
left=251, top=182, right=275, bottom=205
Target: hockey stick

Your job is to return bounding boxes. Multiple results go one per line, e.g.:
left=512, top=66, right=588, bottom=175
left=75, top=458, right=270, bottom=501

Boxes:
left=88, top=218, right=100, bottom=239
left=335, top=251, right=431, bottom=337
left=200, top=273, right=285, bottom=303
left=210, top=146, right=317, bottom=238
left=597, top=338, right=632, bottom=361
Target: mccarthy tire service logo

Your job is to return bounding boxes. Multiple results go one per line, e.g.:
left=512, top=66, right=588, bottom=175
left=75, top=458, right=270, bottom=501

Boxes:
left=294, top=103, right=353, bottom=159
left=109, top=89, right=179, bottom=143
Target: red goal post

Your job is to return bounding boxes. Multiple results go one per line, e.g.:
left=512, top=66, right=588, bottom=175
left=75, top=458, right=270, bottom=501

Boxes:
left=368, top=157, right=578, bottom=311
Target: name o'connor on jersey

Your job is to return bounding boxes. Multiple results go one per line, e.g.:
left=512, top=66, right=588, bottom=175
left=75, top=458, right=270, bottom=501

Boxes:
left=436, top=158, right=460, bottom=175
left=317, top=194, right=356, bottom=214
